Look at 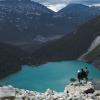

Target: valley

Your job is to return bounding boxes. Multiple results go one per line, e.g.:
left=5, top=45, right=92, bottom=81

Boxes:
left=0, top=0, right=100, bottom=80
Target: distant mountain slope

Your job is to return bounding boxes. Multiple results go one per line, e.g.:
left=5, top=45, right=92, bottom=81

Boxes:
left=58, top=4, right=89, bottom=13
left=79, top=36, right=100, bottom=69
left=2, top=0, right=53, bottom=14
left=0, top=0, right=55, bottom=43
left=31, top=16, right=100, bottom=64
left=88, top=36, right=100, bottom=52
left=54, top=4, right=100, bottom=30
left=0, top=42, right=29, bottom=78
left=51, top=4, right=100, bottom=36
left=57, top=4, right=100, bottom=17
left=80, top=44, right=100, bottom=62
left=0, top=2, right=100, bottom=43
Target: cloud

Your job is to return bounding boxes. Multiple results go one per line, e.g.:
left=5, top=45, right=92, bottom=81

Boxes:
left=47, top=4, right=66, bottom=12
left=33, top=0, right=100, bottom=11
left=33, top=0, right=100, bottom=5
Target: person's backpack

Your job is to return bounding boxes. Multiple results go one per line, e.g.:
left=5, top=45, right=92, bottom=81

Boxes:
left=82, top=70, right=86, bottom=78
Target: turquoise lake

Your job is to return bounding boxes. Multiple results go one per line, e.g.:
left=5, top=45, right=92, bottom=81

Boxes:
left=0, top=61, right=100, bottom=92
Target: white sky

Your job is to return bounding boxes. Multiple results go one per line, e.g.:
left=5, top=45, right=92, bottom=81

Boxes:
left=33, top=0, right=100, bottom=12
left=48, top=4, right=67, bottom=12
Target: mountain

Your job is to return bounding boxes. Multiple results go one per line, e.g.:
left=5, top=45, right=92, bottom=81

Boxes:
left=57, top=4, right=100, bottom=19
left=3, top=0, right=53, bottom=14
left=53, top=4, right=100, bottom=34
left=88, top=36, right=100, bottom=52
left=0, top=2, right=100, bottom=78
left=79, top=36, right=100, bottom=62
left=0, top=0, right=54, bottom=43
left=0, top=2, right=100, bottom=44
left=58, top=4, right=90, bottom=16
left=18, top=35, right=63, bottom=53
left=0, top=42, right=30, bottom=78
left=31, top=16, right=100, bottom=64
left=79, top=36, right=100, bottom=69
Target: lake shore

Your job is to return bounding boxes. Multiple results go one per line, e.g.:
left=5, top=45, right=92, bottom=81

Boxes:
left=0, top=81, right=100, bottom=100
left=0, top=61, right=100, bottom=92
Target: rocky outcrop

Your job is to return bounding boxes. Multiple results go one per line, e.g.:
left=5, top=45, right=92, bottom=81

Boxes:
left=0, top=81, right=100, bottom=100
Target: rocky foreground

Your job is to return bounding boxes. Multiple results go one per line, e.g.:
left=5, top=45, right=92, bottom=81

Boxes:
left=0, top=82, right=100, bottom=100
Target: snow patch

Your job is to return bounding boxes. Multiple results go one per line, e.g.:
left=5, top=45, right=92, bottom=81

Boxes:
left=88, top=36, right=100, bottom=52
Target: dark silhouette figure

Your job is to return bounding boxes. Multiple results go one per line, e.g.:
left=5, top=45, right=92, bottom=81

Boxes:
left=84, top=67, right=89, bottom=83
left=81, top=68, right=86, bottom=79
left=77, top=68, right=89, bottom=84
left=77, top=70, right=81, bottom=83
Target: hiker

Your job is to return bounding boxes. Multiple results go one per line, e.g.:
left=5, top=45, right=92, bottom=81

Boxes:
left=77, top=68, right=88, bottom=84
left=81, top=68, right=86, bottom=78
left=84, top=67, right=89, bottom=83
left=81, top=68, right=89, bottom=84
left=77, top=70, right=82, bottom=83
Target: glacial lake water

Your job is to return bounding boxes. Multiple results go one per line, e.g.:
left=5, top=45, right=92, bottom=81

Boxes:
left=0, top=61, right=100, bottom=92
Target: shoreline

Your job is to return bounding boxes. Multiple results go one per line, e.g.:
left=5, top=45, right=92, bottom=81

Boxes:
left=0, top=60, right=99, bottom=80
left=0, top=81, right=100, bottom=100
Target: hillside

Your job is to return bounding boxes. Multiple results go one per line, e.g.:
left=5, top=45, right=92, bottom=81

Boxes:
left=81, top=45, right=100, bottom=62
left=0, top=0, right=54, bottom=43
left=53, top=4, right=100, bottom=34
left=0, top=2, right=100, bottom=44
left=79, top=36, right=100, bottom=69
left=0, top=42, right=29, bottom=79
left=31, top=16, right=100, bottom=64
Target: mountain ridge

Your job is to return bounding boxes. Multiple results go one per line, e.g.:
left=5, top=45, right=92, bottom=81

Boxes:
left=0, top=2, right=100, bottom=43
left=31, top=15, right=100, bottom=64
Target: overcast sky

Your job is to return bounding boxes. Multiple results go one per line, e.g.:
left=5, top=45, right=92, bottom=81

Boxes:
left=33, top=0, right=100, bottom=12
